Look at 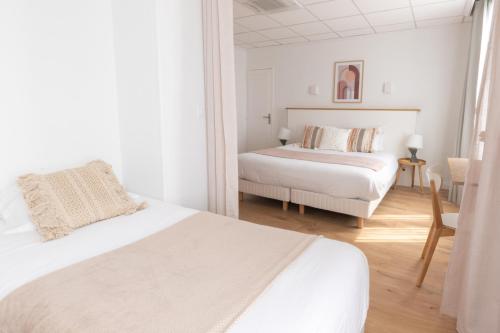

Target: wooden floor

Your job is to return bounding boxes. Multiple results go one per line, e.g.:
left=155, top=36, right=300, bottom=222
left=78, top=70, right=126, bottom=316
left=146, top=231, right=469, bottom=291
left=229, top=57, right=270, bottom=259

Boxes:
left=239, top=187, right=458, bottom=333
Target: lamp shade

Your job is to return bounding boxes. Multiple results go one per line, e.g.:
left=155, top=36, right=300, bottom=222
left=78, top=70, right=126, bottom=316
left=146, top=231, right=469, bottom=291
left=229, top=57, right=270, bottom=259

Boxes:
left=407, top=134, right=423, bottom=149
left=278, top=127, right=291, bottom=140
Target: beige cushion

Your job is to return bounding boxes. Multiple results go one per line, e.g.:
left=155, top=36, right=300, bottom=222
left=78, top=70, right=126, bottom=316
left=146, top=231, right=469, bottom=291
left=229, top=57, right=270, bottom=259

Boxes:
left=17, top=161, right=146, bottom=241
left=318, top=127, right=351, bottom=151
left=301, top=125, right=324, bottom=149
left=347, top=128, right=382, bottom=153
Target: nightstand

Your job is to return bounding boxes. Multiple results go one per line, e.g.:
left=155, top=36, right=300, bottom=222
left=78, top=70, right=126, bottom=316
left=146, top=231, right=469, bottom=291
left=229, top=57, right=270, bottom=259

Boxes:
left=395, top=158, right=426, bottom=193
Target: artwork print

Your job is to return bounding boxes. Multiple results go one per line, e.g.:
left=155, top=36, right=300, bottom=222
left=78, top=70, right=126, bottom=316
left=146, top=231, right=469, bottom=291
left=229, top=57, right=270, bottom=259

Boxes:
left=333, top=60, right=364, bottom=103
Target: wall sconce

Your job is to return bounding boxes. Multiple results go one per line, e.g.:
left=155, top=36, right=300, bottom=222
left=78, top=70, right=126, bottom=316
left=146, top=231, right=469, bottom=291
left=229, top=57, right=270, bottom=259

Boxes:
left=383, top=82, right=392, bottom=95
left=308, top=84, right=319, bottom=95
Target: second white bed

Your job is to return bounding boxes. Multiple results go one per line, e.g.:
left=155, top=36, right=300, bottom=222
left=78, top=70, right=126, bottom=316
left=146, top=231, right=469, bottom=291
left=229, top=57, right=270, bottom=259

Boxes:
left=239, top=144, right=398, bottom=201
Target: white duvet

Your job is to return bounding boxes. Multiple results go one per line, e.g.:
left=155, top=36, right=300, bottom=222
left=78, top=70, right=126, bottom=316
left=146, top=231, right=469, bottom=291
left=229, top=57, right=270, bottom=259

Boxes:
left=239, top=144, right=398, bottom=201
left=0, top=198, right=369, bottom=333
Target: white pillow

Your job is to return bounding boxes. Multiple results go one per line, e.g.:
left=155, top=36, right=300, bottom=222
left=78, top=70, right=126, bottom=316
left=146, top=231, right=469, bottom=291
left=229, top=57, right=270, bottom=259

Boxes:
left=318, top=127, right=351, bottom=152
left=0, top=183, right=34, bottom=234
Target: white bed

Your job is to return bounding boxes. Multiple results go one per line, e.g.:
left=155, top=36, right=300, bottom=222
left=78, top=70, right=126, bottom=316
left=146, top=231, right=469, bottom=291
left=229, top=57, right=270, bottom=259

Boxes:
left=0, top=196, right=369, bottom=333
left=239, top=144, right=398, bottom=202
left=238, top=107, right=418, bottom=227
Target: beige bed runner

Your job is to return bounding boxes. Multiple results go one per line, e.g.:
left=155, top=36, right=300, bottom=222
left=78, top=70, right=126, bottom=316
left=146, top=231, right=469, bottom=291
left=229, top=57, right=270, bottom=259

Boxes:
left=0, top=212, right=317, bottom=333
left=254, top=148, right=386, bottom=171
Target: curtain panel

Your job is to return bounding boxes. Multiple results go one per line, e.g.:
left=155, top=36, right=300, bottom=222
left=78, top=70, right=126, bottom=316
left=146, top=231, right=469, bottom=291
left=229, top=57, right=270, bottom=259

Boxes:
left=202, top=0, right=239, bottom=218
left=441, top=1, right=500, bottom=332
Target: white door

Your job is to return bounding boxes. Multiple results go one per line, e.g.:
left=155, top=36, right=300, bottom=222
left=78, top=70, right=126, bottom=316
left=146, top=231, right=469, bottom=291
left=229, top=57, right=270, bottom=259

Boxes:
left=247, top=68, right=274, bottom=150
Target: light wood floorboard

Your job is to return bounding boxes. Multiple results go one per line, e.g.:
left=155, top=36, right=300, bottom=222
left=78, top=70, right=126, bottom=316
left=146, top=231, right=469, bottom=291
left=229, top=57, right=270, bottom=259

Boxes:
left=239, top=187, right=458, bottom=333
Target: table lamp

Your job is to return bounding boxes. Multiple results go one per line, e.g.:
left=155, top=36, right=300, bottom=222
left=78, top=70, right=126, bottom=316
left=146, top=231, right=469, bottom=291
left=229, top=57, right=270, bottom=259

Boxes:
left=278, top=127, right=291, bottom=145
left=407, top=134, right=423, bottom=162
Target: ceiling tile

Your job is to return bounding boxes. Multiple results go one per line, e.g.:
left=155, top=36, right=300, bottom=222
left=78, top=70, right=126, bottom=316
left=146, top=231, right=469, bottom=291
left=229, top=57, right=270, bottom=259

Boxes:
left=307, top=32, right=340, bottom=40
left=338, top=27, right=374, bottom=37
left=365, top=7, right=413, bottom=26
left=259, top=27, right=299, bottom=39
left=413, top=1, right=465, bottom=21
left=289, top=22, right=331, bottom=35
left=254, top=40, right=281, bottom=47
left=416, top=15, right=464, bottom=28
left=411, top=0, right=455, bottom=5
left=277, top=36, right=309, bottom=44
left=297, top=0, right=327, bottom=4
left=234, top=31, right=269, bottom=43
left=353, top=0, right=410, bottom=13
left=233, top=2, right=257, bottom=18
left=324, top=15, right=370, bottom=31
left=268, top=9, right=316, bottom=25
left=374, top=21, right=415, bottom=32
left=234, top=23, right=249, bottom=34
left=306, top=0, right=360, bottom=20
left=236, top=15, right=281, bottom=30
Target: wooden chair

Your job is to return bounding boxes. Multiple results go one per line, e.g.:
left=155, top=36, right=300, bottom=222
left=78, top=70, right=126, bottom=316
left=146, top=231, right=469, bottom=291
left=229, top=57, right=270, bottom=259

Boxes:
left=416, top=167, right=458, bottom=287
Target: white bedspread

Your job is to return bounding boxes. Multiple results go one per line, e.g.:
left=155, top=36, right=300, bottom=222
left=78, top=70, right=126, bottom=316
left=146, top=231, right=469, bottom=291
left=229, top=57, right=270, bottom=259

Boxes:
left=0, top=198, right=369, bottom=333
left=239, top=144, right=398, bottom=201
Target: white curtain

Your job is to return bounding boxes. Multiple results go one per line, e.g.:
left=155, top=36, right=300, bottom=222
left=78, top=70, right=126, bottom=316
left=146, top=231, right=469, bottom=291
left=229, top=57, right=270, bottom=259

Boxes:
left=441, top=1, right=500, bottom=332
left=202, top=0, right=239, bottom=218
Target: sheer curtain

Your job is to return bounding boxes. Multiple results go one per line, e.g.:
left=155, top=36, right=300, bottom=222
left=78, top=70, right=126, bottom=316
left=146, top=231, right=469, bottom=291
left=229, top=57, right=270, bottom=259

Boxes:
left=441, top=1, right=500, bottom=332
left=450, top=1, right=484, bottom=203
left=202, top=0, right=239, bottom=218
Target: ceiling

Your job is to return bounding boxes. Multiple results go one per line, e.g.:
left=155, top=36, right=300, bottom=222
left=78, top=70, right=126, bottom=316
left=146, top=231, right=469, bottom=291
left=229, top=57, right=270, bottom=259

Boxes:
left=234, top=0, right=474, bottom=48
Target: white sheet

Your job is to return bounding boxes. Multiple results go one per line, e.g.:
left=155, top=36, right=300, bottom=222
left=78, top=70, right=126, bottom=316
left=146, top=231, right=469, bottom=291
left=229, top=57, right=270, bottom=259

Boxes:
left=0, top=197, right=369, bottom=333
left=239, top=144, right=398, bottom=201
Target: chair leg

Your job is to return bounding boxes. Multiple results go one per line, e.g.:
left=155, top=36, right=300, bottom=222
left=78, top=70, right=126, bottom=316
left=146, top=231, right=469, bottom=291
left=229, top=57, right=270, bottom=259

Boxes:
left=239, top=192, right=243, bottom=201
left=421, top=223, right=436, bottom=259
left=417, top=227, right=441, bottom=287
left=282, top=201, right=289, bottom=211
left=299, top=204, right=305, bottom=215
left=356, top=217, right=364, bottom=229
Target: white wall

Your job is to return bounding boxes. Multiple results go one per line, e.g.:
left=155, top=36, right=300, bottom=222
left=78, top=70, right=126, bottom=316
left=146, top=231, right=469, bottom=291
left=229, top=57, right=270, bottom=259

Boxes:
left=235, top=47, right=248, bottom=153
left=241, top=24, right=471, bottom=181
left=156, top=0, right=208, bottom=210
left=0, top=0, right=208, bottom=210
left=112, top=0, right=164, bottom=199
left=0, top=0, right=122, bottom=188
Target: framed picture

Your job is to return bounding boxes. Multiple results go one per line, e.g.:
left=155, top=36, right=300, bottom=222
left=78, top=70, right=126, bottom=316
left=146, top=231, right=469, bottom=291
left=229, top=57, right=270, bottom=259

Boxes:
left=333, top=60, right=364, bottom=103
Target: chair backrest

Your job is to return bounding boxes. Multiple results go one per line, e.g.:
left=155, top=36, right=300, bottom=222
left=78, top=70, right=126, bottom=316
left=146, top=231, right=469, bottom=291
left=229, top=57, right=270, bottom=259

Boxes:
left=426, top=166, right=444, bottom=227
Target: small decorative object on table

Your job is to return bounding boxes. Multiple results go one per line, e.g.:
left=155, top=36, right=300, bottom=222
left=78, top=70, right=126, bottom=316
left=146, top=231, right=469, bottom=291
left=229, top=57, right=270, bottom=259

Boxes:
left=406, top=134, right=423, bottom=162
left=395, top=158, right=427, bottom=193
left=278, top=127, right=291, bottom=145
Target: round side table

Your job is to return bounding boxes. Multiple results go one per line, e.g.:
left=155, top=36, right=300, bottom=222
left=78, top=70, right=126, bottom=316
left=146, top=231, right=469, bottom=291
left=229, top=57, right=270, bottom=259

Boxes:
left=395, top=158, right=426, bottom=193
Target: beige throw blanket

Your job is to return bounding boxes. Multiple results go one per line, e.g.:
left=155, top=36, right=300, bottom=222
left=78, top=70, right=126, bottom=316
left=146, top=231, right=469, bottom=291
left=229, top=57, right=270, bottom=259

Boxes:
left=0, top=212, right=317, bottom=333
left=254, top=148, right=386, bottom=171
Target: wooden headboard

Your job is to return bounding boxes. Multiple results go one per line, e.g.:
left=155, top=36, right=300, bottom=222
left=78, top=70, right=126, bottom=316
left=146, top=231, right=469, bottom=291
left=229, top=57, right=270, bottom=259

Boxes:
left=287, top=107, right=420, bottom=156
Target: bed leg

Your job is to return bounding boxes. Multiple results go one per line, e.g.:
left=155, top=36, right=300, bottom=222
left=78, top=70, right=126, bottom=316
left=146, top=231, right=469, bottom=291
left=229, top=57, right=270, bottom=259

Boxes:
left=299, top=204, right=305, bottom=215
left=356, top=217, right=364, bottom=229
left=239, top=191, right=243, bottom=201
left=282, top=201, right=289, bottom=211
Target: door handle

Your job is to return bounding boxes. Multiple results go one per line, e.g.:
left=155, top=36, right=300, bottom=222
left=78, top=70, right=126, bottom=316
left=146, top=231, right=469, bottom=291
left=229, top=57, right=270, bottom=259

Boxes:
left=262, top=113, right=271, bottom=125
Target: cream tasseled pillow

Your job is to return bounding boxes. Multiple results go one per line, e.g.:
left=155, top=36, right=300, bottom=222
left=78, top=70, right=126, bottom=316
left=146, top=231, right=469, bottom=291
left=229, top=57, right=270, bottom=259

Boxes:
left=17, top=160, right=146, bottom=241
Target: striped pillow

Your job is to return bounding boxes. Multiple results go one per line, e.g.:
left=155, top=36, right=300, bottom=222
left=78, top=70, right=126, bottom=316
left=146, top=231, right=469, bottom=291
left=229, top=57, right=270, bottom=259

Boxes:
left=301, top=125, right=324, bottom=149
left=347, top=128, right=381, bottom=153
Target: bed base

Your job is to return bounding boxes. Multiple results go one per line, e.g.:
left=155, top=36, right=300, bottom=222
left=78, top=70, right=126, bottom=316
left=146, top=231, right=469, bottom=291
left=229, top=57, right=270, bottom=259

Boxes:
left=239, top=179, right=387, bottom=228
left=238, top=179, right=290, bottom=211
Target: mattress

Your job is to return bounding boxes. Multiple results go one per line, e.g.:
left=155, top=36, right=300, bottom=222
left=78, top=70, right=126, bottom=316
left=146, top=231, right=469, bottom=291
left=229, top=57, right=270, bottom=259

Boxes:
left=239, top=144, right=398, bottom=201
left=0, top=196, right=369, bottom=333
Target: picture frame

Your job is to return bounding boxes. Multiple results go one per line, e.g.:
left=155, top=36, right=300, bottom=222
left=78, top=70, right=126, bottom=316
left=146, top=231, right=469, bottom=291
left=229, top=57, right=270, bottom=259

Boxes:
left=333, top=60, right=364, bottom=103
